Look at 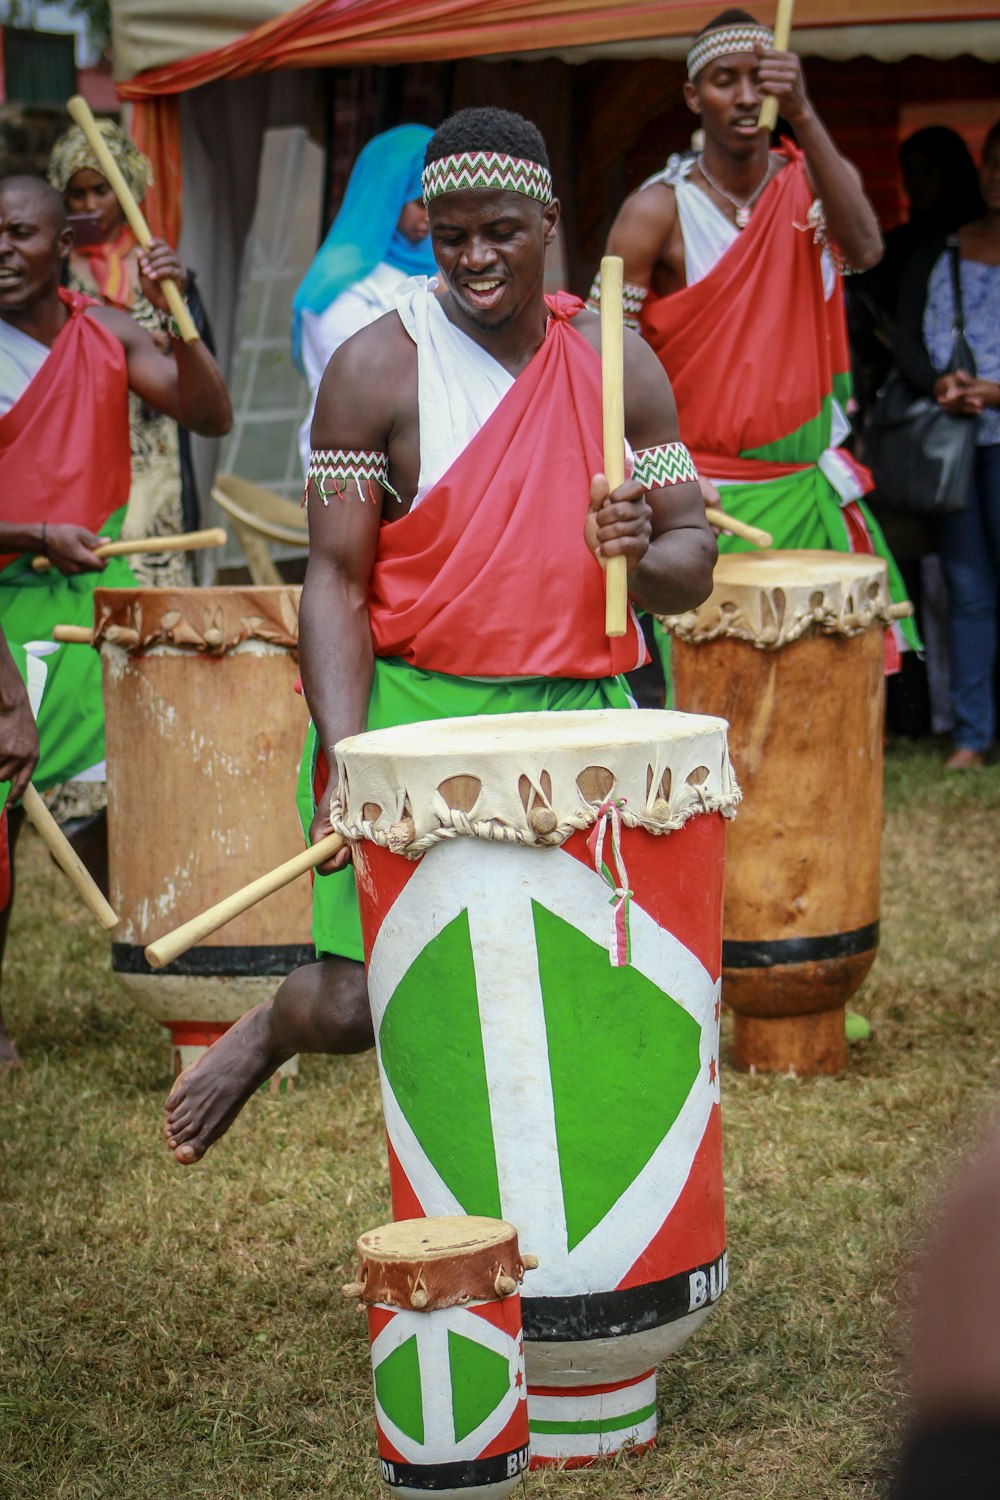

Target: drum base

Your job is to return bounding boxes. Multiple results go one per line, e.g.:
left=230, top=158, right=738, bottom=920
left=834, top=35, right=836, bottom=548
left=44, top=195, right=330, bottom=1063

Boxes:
left=730, top=1006, right=847, bottom=1076
left=527, top=1369, right=657, bottom=1467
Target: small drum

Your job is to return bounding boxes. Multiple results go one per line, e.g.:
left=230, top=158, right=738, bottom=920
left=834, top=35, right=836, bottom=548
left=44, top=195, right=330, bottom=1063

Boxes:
left=664, top=550, right=905, bottom=1075
left=95, top=587, right=311, bottom=1080
left=334, top=709, right=740, bottom=1465
left=345, top=1217, right=533, bottom=1498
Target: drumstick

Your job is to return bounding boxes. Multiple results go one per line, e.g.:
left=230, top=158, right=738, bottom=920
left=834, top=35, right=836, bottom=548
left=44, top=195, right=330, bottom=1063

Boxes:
left=704, top=508, right=772, bottom=548
left=65, top=95, right=199, bottom=343
left=599, top=255, right=629, bottom=639
left=758, top=0, right=795, bottom=133
left=52, top=625, right=94, bottom=644
left=21, top=784, right=119, bottom=930
left=32, top=528, right=227, bottom=573
left=145, top=831, right=345, bottom=970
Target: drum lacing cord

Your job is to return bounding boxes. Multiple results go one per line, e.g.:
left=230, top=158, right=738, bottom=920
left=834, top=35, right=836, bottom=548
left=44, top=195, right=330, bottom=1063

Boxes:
left=586, top=798, right=633, bottom=966
left=659, top=595, right=910, bottom=651
left=330, top=783, right=742, bottom=861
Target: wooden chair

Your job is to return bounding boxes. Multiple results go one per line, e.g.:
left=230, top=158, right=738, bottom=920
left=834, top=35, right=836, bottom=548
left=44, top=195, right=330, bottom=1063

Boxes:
left=211, top=473, right=309, bottom=586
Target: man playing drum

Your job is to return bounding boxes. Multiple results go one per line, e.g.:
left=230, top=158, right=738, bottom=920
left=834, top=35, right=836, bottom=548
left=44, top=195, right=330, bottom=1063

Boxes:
left=591, top=8, right=917, bottom=661
left=0, top=175, right=231, bottom=1065
left=164, top=107, right=716, bottom=1163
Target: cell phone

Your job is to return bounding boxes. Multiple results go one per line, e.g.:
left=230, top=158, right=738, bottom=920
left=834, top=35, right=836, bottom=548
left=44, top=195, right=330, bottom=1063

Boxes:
left=67, top=212, right=105, bottom=248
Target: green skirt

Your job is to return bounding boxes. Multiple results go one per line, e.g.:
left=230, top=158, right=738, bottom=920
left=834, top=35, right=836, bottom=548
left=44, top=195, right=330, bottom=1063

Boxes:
left=0, top=520, right=133, bottom=793
left=296, top=656, right=635, bottom=962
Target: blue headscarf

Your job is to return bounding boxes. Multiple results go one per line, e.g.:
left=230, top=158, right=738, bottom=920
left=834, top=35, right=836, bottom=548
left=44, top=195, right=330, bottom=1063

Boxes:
left=291, top=123, right=436, bottom=372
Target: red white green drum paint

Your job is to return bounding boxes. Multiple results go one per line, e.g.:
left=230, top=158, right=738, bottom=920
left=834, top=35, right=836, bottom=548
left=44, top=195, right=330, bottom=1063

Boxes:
left=368, top=1296, right=529, bottom=1497
left=343, top=714, right=732, bottom=1467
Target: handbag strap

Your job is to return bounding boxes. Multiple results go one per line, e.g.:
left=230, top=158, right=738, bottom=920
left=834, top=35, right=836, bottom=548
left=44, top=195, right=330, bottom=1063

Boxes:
left=946, top=234, right=967, bottom=339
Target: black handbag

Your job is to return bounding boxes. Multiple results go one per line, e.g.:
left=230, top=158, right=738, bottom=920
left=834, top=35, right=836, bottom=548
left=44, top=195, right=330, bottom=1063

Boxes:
left=867, top=239, right=978, bottom=516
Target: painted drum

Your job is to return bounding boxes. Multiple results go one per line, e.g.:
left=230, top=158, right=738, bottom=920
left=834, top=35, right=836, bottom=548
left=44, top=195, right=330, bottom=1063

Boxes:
left=334, top=709, right=740, bottom=1466
left=664, top=550, right=908, bottom=1076
left=345, top=1216, right=533, bottom=1499
left=94, top=587, right=311, bottom=1080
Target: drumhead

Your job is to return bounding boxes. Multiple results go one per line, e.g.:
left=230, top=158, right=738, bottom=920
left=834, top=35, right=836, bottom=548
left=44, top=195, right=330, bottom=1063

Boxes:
left=93, top=585, right=300, bottom=654
left=661, top=548, right=893, bottom=650
left=334, top=708, right=740, bottom=854
left=358, top=1216, right=518, bottom=1265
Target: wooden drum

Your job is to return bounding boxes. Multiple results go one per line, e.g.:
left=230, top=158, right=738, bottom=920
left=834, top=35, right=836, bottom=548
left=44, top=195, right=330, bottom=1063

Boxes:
left=94, top=587, right=311, bottom=1079
left=665, top=550, right=906, bottom=1076
left=334, top=709, right=741, bottom=1466
left=345, top=1217, right=533, bottom=1498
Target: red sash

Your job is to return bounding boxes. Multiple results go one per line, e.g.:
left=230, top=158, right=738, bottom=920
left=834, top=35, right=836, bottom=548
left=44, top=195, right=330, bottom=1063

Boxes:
left=0, top=288, right=131, bottom=570
left=368, top=292, right=646, bottom=679
left=640, top=145, right=851, bottom=471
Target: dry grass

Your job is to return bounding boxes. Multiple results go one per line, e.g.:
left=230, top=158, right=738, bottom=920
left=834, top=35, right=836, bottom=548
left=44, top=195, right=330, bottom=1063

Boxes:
left=1, top=742, right=999, bottom=1498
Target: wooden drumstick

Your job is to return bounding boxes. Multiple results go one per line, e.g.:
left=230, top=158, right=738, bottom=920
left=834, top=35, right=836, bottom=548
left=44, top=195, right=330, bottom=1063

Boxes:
left=145, top=831, right=345, bottom=970
left=65, top=94, right=199, bottom=343
left=52, top=625, right=94, bottom=644
left=704, top=508, right=773, bottom=548
left=21, top=784, right=119, bottom=930
left=758, top=0, right=795, bottom=133
left=32, top=528, right=227, bottom=573
left=599, top=255, right=629, bottom=639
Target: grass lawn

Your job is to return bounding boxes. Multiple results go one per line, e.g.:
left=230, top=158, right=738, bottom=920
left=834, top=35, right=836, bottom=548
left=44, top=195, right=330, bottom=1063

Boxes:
left=1, top=741, right=999, bottom=1498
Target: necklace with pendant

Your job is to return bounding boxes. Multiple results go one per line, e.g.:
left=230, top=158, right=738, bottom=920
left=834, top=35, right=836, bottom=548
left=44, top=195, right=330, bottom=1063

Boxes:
left=697, top=154, right=772, bottom=230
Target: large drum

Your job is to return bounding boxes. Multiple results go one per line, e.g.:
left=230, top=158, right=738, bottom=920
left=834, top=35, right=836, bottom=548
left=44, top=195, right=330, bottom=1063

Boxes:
left=334, top=709, right=741, bottom=1466
left=95, top=587, right=312, bottom=1079
left=346, top=1216, right=533, bottom=1498
left=665, top=550, right=906, bottom=1076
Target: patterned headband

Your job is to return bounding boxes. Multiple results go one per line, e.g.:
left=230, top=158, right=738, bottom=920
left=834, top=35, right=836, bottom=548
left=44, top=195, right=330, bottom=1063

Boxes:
left=422, top=151, right=553, bottom=206
left=686, top=24, right=774, bottom=79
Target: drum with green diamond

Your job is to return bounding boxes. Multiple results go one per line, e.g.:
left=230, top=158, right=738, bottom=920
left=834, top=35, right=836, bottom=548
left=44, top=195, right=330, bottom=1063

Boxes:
left=348, top=1216, right=532, bottom=1497
left=335, top=710, right=740, bottom=1467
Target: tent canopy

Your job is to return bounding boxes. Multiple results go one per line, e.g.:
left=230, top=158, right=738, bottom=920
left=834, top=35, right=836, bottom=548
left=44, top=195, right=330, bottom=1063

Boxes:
left=114, top=0, right=1000, bottom=92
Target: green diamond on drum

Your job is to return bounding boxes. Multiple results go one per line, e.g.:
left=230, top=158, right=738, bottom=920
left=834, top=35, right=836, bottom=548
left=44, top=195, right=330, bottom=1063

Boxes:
left=381, top=894, right=701, bottom=1247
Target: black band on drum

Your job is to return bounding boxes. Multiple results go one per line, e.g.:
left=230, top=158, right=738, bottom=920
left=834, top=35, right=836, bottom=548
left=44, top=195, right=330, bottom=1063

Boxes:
left=111, top=941, right=317, bottom=977
left=722, top=922, right=880, bottom=969
left=379, top=1449, right=529, bottom=1490
left=524, top=1251, right=728, bottom=1342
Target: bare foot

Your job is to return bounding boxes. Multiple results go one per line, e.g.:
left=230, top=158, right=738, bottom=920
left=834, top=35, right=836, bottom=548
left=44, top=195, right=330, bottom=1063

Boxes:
left=945, top=748, right=986, bottom=771
left=164, top=1002, right=284, bottom=1164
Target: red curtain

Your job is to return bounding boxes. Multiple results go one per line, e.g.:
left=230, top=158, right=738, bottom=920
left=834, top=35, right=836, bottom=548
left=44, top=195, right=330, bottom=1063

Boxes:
left=119, top=0, right=998, bottom=98
left=121, top=0, right=999, bottom=246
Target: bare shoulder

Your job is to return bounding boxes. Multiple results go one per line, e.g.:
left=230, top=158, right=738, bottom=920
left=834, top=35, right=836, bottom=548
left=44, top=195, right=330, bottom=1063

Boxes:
left=608, top=180, right=678, bottom=247
left=572, top=306, right=668, bottom=380
left=570, top=307, right=678, bottom=447
left=313, top=308, right=416, bottom=446
left=86, top=302, right=141, bottom=347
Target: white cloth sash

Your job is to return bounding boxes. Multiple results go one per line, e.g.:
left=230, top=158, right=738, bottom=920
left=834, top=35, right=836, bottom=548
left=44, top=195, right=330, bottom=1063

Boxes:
left=0, top=316, right=49, bottom=417
left=394, top=276, right=515, bottom=508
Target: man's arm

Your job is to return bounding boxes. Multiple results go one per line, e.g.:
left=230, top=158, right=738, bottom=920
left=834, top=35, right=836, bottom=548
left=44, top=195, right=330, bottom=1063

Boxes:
left=585, top=322, right=717, bottom=616
left=0, top=521, right=107, bottom=573
left=602, top=183, right=686, bottom=307
left=298, top=324, right=402, bottom=871
left=756, top=47, right=882, bottom=272
left=91, top=240, right=232, bottom=437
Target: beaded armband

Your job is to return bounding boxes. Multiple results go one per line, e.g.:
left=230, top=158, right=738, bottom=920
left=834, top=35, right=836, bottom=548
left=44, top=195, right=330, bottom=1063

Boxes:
left=796, top=199, right=855, bottom=276
left=304, top=449, right=402, bottom=506
left=586, top=270, right=649, bottom=330
left=632, top=442, right=699, bottom=490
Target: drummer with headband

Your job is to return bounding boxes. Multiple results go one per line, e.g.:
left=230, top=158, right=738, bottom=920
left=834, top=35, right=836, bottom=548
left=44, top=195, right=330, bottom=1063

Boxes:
left=590, top=8, right=917, bottom=664
left=0, top=174, right=232, bottom=1067
left=164, top=105, right=717, bottom=1165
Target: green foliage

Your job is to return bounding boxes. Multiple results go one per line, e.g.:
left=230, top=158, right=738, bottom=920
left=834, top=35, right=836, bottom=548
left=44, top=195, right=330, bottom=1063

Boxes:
left=1, top=744, right=998, bottom=1496
left=67, top=0, right=111, bottom=52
